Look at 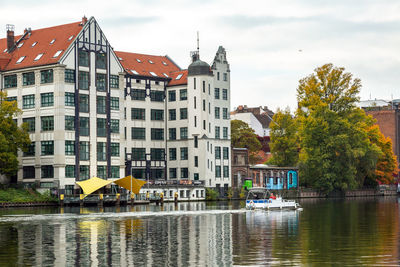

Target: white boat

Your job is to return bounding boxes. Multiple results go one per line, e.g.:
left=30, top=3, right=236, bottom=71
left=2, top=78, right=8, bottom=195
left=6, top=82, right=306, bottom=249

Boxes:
left=245, top=187, right=301, bottom=210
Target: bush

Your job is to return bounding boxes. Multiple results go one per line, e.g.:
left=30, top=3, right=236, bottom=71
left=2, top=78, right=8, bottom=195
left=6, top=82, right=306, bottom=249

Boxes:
left=0, top=188, right=57, bottom=203
left=206, top=188, right=218, bottom=201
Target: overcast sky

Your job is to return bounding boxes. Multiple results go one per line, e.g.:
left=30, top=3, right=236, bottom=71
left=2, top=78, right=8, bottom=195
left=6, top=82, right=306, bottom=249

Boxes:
left=1, top=0, right=400, bottom=112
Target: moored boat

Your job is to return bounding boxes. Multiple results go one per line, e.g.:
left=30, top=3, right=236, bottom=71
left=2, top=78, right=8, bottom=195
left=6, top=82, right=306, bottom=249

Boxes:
left=245, top=187, right=301, bottom=210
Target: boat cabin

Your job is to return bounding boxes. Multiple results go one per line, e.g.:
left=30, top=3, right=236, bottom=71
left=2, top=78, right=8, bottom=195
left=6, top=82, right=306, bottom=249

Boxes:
left=250, top=165, right=299, bottom=190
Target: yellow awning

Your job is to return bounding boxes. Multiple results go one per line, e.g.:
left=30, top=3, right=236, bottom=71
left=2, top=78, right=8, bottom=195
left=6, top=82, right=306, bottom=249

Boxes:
left=76, top=177, right=112, bottom=197
left=114, top=175, right=146, bottom=194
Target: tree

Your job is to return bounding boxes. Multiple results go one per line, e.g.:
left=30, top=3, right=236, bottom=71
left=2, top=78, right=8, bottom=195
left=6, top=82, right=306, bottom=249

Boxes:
left=0, top=92, right=30, bottom=177
left=231, top=119, right=262, bottom=164
left=296, top=64, right=380, bottom=192
left=269, top=107, right=299, bottom=166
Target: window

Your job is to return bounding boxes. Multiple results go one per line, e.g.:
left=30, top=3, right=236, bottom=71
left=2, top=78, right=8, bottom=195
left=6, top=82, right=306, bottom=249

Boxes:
left=217, top=72, right=220, bottom=80
left=223, top=127, right=228, bottom=139
left=132, top=127, right=145, bottom=140
left=194, top=96, right=197, bottom=109
left=202, top=81, right=205, bottom=92
left=149, top=71, right=157, bottom=77
left=110, top=75, right=119, bottom=88
left=95, top=118, right=106, bottom=137
left=223, top=73, right=228, bottom=81
left=111, top=166, right=120, bottom=178
left=79, top=71, right=89, bottom=90
left=65, top=116, right=75, bottom=130
left=23, top=72, right=35, bottom=86
left=214, top=88, right=220, bottom=99
left=131, top=89, right=146, bottom=101
left=111, top=143, right=119, bottom=157
left=41, top=93, right=53, bottom=107
left=34, top=53, right=43, bottom=61
left=4, top=75, right=17, bottom=88
left=79, top=165, right=89, bottom=180
left=65, top=92, right=75, bottom=106
left=41, top=165, right=54, bottom=178
left=194, top=173, right=199, bottom=180
left=180, top=108, right=188, bottom=120
left=65, top=165, right=75, bottom=178
left=169, top=109, right=176, bottom=121
left=23, top=117, right=35, bottom=132
left=97, top=142, right=106, bottom=161
left=65, top=69, right=75, bottom=83
left=176, top=73, right=183, bottom=80
left=23, top=166, right=35, bottom=179
left=6, top=96, right=17, bottom=102
left=111, top=97, right=119, bottom=110
left=203, top=120, right=206, bottom=130
left=215, top=107, right=220, bottom=119
left=169, top=168, right=177, bottom=179
left=181, top=168, right=188, bottom=179
left=193, top=78, right=196, bottom=89
left=78, top=50, right=89, bottom=67
left=168, top=91, right=176, bottom=102
left=151, top=109, right=164, bottom=120
left=53, top=50, right=63, bottom=58
left=111, top=119, right=119, bottom=133
left=79, top=94, right=89, bottom=112
left=97, top=166, right=107, bottom=179
left=223, top=166, right=229, bottom=177
left=24, top=142, right=35, bottom=157
left=151, top=128, right=164, bottom=140
left=79, top=141, right=89, bottom=161
left=203, top=100, right=206, bottom=111
left=223, top=147, right=229, bottom=159
left=151, top=148, right=165, bottom=160
left=194, top=116, right=197, bottom=127
left=96, top=53, right=106, bottom=69
left=180, top=89, right=187, bottom=100
left=150, top=91, right=164, bottom=102
left=97, top=96, right=106, bottom=114
left=215, top=147, right=221, bottom=159
left=131, top=108, right=145, bottom=120
left=23, top=95, right=35, bottom=109
left=41, top=141, right=54, bottom=155
left=195, top=156, right=198, bottom=167
left=80, top=117, right=90, bottom=136
left=41, top=116, right=54, bottom=131
left=223, top=89, right=228, bottom=100
left=216, top=166, right=221, bottom=178
left=41, top=70, right=53, bottom=84
left=16, top=56, right=25, bottom=64
left=96, top=73, right=106, bottom=91
left=194, top=136, right=198, bottom=148
left=215, top=126, right=220, bottom=139
left=169, top=128, right=176, bottom=140
left=132, top=148, right=146, bottom=160
left=65, top=140, right=75, bottom=155
left=180, top=127, right=188, bottom=139
left=180, top=147, right=188, bottom=160
left=169, top=148, right=177, bottom=160
left=223, top=108, right=228, bottom=119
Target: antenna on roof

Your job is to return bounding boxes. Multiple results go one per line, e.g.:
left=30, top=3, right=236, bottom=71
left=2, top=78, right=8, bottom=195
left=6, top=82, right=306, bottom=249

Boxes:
left=197, top=31, right=199, bottom=53
left=190, top=31, right=200, bottom=63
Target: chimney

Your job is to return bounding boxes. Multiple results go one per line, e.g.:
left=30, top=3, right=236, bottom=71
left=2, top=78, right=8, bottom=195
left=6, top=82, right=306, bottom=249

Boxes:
left=6, top=24, right=15, bottom=52
left=81, top=16, right=88, bottom=26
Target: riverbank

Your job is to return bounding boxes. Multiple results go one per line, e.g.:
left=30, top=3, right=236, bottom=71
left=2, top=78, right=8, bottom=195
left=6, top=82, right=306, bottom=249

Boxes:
left=0, top=187, right=57, bottom=205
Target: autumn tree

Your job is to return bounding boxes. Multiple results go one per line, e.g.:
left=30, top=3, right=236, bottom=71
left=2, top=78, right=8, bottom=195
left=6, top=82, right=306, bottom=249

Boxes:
left=297, top=64, right=380, bottom=192
left=269, top=107, right=299, bottom=166
left=231, top=119, right=262, bottom=164
left=0, top=92, right=30, bottom=177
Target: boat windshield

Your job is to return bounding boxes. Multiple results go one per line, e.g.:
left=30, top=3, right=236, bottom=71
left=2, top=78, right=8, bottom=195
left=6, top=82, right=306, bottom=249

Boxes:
left=247, top=190, right=270, bottom=200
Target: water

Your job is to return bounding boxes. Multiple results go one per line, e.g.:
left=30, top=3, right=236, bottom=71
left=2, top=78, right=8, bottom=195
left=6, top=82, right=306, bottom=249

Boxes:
left=0, top=197, right=399, bottom=266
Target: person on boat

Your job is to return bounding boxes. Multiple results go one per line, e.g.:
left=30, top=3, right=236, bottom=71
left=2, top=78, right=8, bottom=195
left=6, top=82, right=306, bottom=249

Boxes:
left=270, top=193, right=276, bottom=200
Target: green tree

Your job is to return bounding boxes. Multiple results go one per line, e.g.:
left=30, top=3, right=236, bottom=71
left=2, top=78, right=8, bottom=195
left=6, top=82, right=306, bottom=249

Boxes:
left=231, top=119, right=262, bottom=164
left=297, top=64, right=380, bottom=192
left=0, top=92, right=30, bottom=177
left=269, top=107, right=298, bottom=166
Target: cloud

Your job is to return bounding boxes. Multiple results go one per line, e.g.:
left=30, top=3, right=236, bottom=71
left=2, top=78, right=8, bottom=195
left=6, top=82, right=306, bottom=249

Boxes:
left=101, top=16, right=160, bottom=27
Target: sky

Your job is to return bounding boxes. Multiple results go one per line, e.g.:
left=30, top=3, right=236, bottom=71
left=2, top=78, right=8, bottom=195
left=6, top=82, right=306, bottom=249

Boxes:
left=1, top=0, right=400, bottom=112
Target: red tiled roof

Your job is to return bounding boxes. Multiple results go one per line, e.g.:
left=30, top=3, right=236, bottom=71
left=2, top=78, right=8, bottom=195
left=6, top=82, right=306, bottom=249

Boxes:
left=168, top=70, right=188, bottom=86
left=115, top=51, right=181, bottom=79
left=0, top=21, right=83, bottom=71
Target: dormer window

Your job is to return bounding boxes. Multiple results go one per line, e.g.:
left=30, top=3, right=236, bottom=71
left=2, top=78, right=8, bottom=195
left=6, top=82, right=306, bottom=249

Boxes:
left=16, top=56, right=26, bottom=64
left=149, top=71, right=157, bottom=77
left=162, top=61, right=167, bottom=66
left=50, top=39, right=56, bottom=44
left=31, top=42, right=37, bottom=47
left=163, top=73, right=169, bottom=77
left=118, top=57, right=123, bottom=60
left=68, top=35, right=74, bottom=41
left=53, top=50, right=63, bottom=58
left=148, top=60, right=154, bottom=64
left=176, top=74, right=183, bottom=80
left=130, top=69, right=139, bottom=75
left=17, top=42, right=24, bottom=48
left=3, top=48, right=7, bottom=53
left=136, top=59, right=141, bottom=63
left=34, top=53, right=44, bottom=61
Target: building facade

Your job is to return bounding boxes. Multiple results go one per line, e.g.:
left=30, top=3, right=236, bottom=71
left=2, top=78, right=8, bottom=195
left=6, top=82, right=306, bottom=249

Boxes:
left=0, top=17, right=231, bottom=195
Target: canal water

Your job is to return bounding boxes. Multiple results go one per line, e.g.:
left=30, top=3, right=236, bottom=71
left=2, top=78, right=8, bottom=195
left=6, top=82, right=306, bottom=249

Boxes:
left=0, top=197, right=399, bottom=266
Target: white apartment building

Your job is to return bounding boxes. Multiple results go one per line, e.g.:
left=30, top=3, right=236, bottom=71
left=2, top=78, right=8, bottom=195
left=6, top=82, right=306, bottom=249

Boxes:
left=0, top=17, right=231, bottom=196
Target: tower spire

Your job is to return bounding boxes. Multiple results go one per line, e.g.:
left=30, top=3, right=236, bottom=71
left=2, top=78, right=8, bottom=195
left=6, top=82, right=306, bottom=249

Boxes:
left=197, top=31, right=199, bottom=53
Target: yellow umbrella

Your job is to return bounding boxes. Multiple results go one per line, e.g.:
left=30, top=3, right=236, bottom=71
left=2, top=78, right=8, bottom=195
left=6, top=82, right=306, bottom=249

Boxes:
left=76, top=177, right=112, bottom=198
left=114, top=175, right=146, bottom=194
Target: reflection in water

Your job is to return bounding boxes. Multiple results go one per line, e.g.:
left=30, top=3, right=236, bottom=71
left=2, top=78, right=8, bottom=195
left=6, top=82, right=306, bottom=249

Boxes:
left=0, top=198, right=399, bottom=266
